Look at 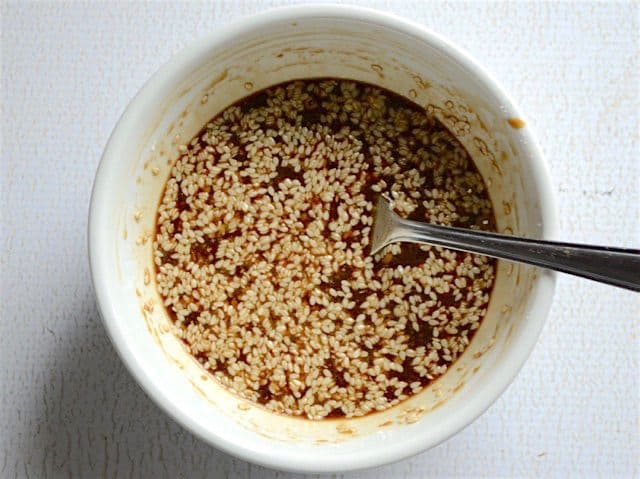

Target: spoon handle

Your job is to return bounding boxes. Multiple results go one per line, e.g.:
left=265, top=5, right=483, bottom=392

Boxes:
left=393, top=219, right=640, bottom=291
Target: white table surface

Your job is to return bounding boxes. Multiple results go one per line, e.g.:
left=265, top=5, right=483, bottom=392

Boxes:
left=1, top=1, right=639, bottom=478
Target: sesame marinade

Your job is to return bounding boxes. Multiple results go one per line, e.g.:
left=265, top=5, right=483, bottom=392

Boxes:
left=153, top=79, right=496, bottom=420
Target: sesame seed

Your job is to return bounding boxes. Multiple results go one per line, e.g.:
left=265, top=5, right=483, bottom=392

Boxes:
left=152, top=79, right=496, bottom=419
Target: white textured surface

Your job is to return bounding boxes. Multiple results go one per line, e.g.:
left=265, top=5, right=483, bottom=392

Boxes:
left=1, top=1, right=639, bottom=477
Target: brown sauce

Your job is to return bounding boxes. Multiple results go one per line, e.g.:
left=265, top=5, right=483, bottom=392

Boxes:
left=154, top=78, right=497, bottom=419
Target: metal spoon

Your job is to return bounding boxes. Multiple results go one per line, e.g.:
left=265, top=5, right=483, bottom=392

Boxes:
left=370, top=196, right=640, bottom=292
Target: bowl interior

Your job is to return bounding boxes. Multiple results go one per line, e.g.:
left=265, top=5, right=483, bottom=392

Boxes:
left=91, top=7, right=556, bottom=471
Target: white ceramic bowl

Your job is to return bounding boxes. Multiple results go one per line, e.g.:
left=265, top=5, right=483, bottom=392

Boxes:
left=89, top=5, right=558, bottom=473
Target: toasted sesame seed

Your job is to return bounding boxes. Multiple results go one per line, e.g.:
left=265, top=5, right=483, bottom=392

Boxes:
left=152, top=79, right=496, bottom=420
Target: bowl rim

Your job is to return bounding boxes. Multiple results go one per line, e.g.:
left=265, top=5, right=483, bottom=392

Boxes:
left=88, top=4, right=558, bottom=473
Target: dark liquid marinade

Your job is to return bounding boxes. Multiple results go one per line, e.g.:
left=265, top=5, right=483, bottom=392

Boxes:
left=155, top=78, right=496, bottom=418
